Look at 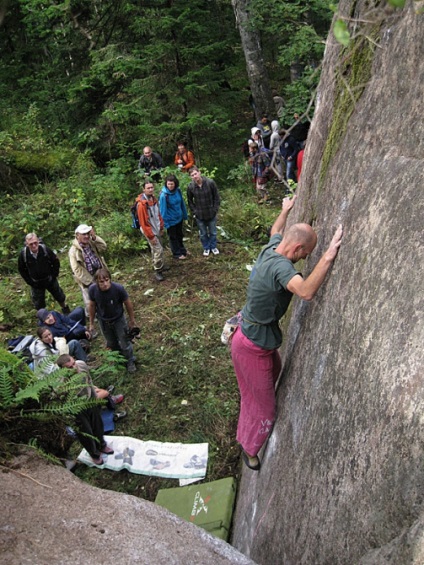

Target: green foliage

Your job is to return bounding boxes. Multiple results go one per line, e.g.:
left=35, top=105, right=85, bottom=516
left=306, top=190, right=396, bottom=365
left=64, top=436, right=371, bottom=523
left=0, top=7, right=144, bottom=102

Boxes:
left=0, top=104, right=78, bottom=177
left=0, top=349, right=32, bottom=407
left=319, top=33, right=376, bottom=189
left=387, top=0, right=406, bottom=7
left=220, top=176, right=276, bottom=243
left=0, top=347, right=105, bottom=459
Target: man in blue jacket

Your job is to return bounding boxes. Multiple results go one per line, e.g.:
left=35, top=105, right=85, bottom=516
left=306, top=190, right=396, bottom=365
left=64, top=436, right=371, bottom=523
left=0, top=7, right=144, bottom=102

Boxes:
left=36, top=307, right=90, bottom=342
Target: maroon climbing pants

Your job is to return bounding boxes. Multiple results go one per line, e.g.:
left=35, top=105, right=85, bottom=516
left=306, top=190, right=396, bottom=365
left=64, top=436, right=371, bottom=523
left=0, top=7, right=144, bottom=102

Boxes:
left=231, top=327, right=281, bottom=457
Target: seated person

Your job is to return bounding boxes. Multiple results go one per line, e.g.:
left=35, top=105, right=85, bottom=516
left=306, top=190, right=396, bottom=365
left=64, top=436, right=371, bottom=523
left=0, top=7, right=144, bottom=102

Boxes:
left=36, top=307, right=90, bottom=342
left=29, top=327, right=88, bottom=372
left=56, top=354, right=115, bottom=466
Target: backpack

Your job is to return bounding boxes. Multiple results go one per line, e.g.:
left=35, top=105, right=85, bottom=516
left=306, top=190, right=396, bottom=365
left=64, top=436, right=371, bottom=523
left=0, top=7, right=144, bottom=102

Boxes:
left=131, top=200, right=140, bottom=229
left=22, top=241, right=49, bottom=265
left=131, top=195, right=155, bottom=230
left=8, top=335, right=35, bottom=365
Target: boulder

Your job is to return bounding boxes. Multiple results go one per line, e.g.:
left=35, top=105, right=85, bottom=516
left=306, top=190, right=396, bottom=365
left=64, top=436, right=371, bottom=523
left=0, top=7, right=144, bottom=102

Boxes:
left=1, top=452, right=256, bottom=565
left=231, top=1, right=424, bottom=563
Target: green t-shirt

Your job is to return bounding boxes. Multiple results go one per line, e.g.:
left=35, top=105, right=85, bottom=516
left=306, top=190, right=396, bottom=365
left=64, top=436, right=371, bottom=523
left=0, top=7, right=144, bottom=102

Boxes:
left=241, top=233, right=300, bottom=349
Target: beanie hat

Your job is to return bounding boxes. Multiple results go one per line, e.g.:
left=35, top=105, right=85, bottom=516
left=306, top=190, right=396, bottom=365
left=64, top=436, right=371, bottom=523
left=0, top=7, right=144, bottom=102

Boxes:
left=37, top=308, right=50, bottom=322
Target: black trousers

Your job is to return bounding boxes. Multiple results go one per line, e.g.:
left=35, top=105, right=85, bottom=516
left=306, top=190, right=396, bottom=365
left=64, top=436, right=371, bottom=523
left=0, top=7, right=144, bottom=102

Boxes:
left=167, top=221, right=187, bottom=258
left=75, top=405, right=105, bottom=459
left=30, top=278, right=66, bottom=309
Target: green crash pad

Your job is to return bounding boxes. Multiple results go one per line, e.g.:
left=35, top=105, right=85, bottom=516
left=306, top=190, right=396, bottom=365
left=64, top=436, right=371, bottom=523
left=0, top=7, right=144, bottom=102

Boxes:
left=155, top=477, right=236, bottom=541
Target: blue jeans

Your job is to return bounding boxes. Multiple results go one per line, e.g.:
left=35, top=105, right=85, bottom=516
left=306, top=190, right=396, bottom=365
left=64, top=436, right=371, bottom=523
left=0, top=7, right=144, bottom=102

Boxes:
left=285, top=158, right=297, bottom=182
left=68, top=339, right=87, bottom=362
left=196, top=216, right=217, bottom=251
left=98, top=314, right=134, bottom=363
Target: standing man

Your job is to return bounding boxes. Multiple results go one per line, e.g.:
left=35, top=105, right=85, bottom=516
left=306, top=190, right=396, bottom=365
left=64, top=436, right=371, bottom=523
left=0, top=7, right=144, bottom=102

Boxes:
left=231, top=197, right=343, bottom=471
left=279, top=129, right=300, bottom=182
left=88, top=268, right=137, bottom=373
left=187, top=166, right=221, bottom=257
left=174, top=141, right=195, bottom=172
left=256, top=114, right=273, bottom=149
left=18, top=232, right=70, bottom=313
left=136, top=180, right=167, bottom=282
left=138, top=146, right=163, bottom=181
left=69, top=224, right=107, bottom=317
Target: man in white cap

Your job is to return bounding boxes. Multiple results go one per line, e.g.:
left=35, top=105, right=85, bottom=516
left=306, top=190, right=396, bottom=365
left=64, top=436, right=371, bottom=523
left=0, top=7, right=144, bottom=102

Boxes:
left=69, top=224, right=107, bottom=319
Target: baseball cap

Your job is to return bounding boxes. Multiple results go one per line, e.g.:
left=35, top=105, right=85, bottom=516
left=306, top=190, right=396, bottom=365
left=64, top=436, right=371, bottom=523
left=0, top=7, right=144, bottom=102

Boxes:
left=75, top=224, right=92, bottom=234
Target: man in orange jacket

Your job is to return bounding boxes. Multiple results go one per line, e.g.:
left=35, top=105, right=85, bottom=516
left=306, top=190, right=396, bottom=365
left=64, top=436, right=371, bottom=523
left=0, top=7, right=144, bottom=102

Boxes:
left=174, top=141, right=195, bottom=172
left=136, top=181, right=167, bottom=282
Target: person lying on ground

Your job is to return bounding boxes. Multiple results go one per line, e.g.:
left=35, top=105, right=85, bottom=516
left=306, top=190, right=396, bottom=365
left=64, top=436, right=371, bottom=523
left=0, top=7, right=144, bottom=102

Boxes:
left=56, top=354, right=124, bottom=408
left=36, top=306, right=92, bottom=342
left=29, top=327, right=88, bottom=372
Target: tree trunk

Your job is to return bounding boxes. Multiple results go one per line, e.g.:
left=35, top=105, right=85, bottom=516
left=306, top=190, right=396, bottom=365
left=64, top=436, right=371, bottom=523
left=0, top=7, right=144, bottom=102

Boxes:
left=232, top=0, right=274, bottom=121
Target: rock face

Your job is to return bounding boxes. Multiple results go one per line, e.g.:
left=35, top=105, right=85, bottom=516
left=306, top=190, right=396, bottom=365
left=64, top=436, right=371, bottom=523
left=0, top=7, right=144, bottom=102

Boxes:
left=1, top=453, right=256, bottom=565
left=231, top=1, right=424, bottom=564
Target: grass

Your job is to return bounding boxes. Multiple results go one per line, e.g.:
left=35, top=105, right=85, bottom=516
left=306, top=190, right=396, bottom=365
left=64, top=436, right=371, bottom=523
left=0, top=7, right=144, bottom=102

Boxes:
left=0, top=178, right=286, bottom=501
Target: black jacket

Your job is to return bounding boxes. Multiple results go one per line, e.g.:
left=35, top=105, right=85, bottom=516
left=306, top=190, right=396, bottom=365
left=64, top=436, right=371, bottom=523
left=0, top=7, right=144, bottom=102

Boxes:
left=138, top=152, right=163, bottom=174
left=18, top=245, right=60, bottom=287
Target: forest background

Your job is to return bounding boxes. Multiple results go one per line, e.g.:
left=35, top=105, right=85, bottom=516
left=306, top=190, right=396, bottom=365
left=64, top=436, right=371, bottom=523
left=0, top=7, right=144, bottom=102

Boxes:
left=0, top=0, right=333, bottom=498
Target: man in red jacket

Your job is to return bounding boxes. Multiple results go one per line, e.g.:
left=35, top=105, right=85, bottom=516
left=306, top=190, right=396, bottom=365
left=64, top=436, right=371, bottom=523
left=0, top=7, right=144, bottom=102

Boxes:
left=136, top=181, right=167, bottom=281
left=174, top=141, right=195, bottom=172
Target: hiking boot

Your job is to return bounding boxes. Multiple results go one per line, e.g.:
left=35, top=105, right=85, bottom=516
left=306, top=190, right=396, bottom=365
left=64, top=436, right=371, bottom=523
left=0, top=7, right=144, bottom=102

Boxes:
left=211, top=248, right=219, bottom=255
left=91, top=455, right=104, bottom=466
left=242, top=450, right=261, bottom=471
left=127, top=360, right=137, bottom=373
left=89, top=329, right=98, bottom=340
left=111, top=394, right=124, bottom=405
left=86, top=354, right=96, bottom=363
left=61, top=305, right=71, bottom=315
left=162, top=265, right=171, bottom=272
left=203, top=249, right=210, bottom=257
left=155, top=271, right=165, bottom=282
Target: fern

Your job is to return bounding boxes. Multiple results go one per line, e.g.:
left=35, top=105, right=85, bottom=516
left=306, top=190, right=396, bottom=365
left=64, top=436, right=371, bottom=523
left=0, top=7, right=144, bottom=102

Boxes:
left=0, top=366, right=15, bottom=407
left=21, top=396, right=102, bottom=419
left=27, top=438, right=61, bottom=465
left=0, top=348, right=108, bottom=461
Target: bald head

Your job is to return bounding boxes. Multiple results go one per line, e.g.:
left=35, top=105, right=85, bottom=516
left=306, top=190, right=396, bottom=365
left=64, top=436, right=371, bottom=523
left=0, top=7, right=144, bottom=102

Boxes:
left=278, top=223, right=317, bottom=263
left=284, top=224, right=317, bottom=248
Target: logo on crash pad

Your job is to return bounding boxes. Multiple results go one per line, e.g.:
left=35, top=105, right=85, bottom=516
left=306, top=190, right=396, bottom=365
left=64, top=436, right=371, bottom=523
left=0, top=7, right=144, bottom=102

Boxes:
left=190, top=491, right=211, bottom=521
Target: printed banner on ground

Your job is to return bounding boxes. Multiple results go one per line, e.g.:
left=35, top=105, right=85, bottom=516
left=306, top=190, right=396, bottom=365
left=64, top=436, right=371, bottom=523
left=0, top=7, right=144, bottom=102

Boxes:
left=78, top=436, right=208, bottom=480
